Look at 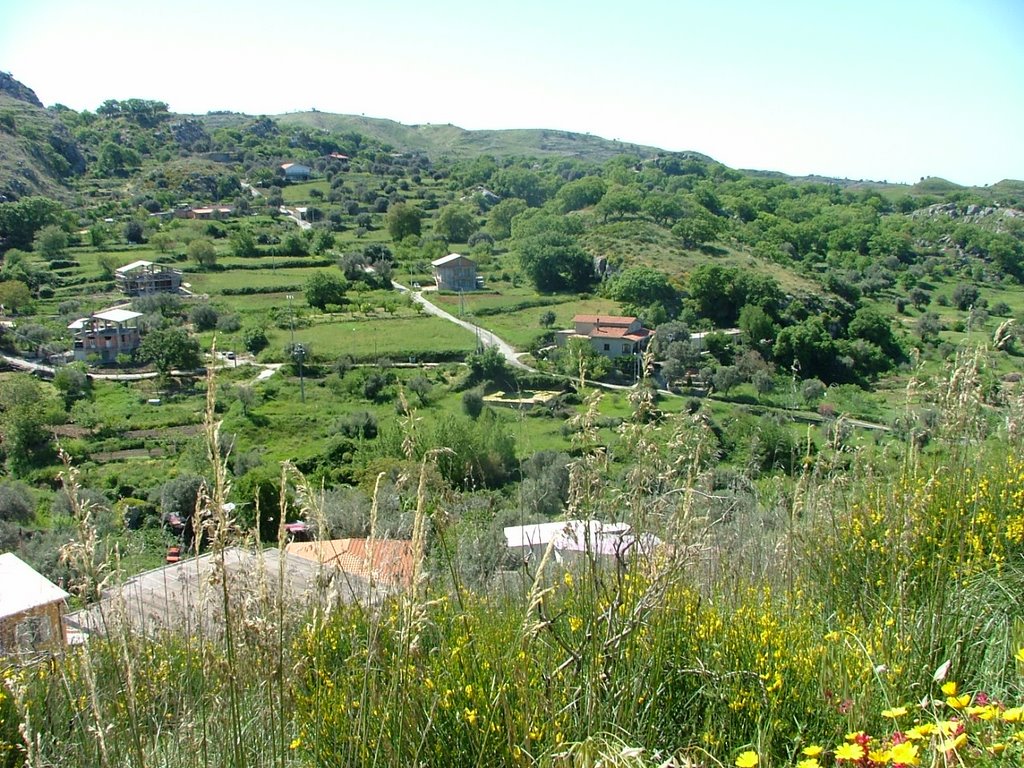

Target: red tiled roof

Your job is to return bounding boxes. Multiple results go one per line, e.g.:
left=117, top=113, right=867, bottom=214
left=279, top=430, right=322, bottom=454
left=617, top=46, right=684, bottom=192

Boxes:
left=573, top=314, right=638, bottom=326
left=285, top=539, right=414, bottom=588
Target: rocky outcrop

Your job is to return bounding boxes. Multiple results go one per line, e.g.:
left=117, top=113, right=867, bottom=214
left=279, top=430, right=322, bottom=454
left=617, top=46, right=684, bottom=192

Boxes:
left=0, top=72, right=43, bottom=107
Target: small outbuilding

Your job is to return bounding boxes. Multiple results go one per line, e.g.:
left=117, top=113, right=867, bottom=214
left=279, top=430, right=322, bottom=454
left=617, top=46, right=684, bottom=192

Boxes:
left=0, top=553, right=70, bottom=656
left=431, top=253, right=478, bottom=292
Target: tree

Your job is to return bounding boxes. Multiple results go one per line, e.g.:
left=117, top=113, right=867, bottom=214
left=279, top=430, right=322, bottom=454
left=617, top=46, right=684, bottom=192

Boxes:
left=595, top=185, right=642, bottom=221
left=188, top=237, right=217, bottom=269
left=137, top=327, right=201, bottom=374
left=608, top=267, right=680, bottom=319
left=0, top=196, right=66, bottom=251
left=123, top=220, right=146, bottom=244
left=230, top=228, right=259, bottom=257
left=738, top=304, right=777, bottom=350
left=190, top=303, right=219, bottom=331
left=462, top=387, right=485, bottom=419
left=385, top=202, right=422, bottom=242
left=490, top=166, right=550, bottom=207
left=539, top=310, right=557, bottom=328
left=32, top=224, right=68, bottom=260
left=916, top=312, right=942, bottom=343
left=951, top=283, right=981, bottom=311
left=558, top=337, right=610, bottom=382
left=0, top=482, right=34, bottom=523
left=712, top=365, right=743, bottom=395
left=487, top=197, right=528, bottom=240
left=773, top=317, right=841, bottom=383
left=556, top=176, right=607, bottom=213
left=304, top=271, right=348, bottom=310
left=0, top=280, right=33, bottom=314
left=243, top=326, right=269, bottom=354
left=53, top=364, right=90, bottom=409
left=466, top=345, right=509, bottom=385
left=514, top=214, right=594, bottom=293
left=434, top=204, right=477, bottom=243
left=0, top=374, right=60, bottom=476
left=672, top=212, right=724, bottom=248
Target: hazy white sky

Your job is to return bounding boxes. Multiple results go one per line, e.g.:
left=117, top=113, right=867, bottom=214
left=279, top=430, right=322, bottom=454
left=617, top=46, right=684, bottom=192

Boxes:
left=2, top=0, right=1022, bottom=185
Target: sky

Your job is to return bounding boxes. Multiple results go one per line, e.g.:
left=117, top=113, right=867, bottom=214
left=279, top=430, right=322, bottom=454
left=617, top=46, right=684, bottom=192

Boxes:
left=2, top=0, right=1022, bottom=186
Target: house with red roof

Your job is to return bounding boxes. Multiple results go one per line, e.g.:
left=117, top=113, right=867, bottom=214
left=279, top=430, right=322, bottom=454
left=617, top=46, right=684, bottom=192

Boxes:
left=556, top=314, right=654, bottom=359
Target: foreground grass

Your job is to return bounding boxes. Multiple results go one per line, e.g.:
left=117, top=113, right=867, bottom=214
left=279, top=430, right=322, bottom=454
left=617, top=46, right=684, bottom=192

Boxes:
left=3, top=359, right=1024, bottom=767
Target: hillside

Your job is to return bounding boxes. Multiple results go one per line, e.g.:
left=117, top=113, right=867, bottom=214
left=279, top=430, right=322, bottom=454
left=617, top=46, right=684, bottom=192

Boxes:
left=0, top=75, right=85, bottom=201
left=262, top=111, right=665, bottom=162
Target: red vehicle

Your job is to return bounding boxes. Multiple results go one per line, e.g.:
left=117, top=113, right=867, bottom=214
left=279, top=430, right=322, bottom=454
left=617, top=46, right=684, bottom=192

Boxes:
left=166, top=546, right=182, bottom=564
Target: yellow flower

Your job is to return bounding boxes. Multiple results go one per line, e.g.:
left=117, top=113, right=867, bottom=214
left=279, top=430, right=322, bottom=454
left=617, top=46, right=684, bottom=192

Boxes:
left=868, top=748, right=890, bottom=763
left=563, top=572, right=574, bottom=588
left=1015, top=646, right=1024, bottom=663
left=889, top=741, right=920, bottom=765
left=734, top=751, right=759, bottom=768
left=796, top=760, right=820, bottom=768
left=1002, top=706, right=1024, bottom=722
left=463, top=707, right=478, bottom=726
left=844, top=731, right=865, bottom=743
left=289, top=738, right=301, bottom=750
left=568, top=616, right=583, bottom=632
left=464, top=684, right=473, bottom=698
left=801, top=745, right=824, bottom=757
left=835, top=742, right=866, bottom=761
left=882, top=705, right=908, bottom=718
left=939, top=733, right=967, bottom=752
left=987, top=743, right=1006, bottom=755
left=946, top=694, right=971, bottom=709
left=941, top=681, right=959, bottom=696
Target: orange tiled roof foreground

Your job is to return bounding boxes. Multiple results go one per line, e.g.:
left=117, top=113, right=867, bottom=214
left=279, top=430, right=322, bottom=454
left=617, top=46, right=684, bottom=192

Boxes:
left=285, top=539, right=414, bottom=588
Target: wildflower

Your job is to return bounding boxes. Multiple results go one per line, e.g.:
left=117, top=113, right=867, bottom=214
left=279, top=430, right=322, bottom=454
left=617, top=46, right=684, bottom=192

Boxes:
left=940, top=681, right=958, bottom=696
left=464, top=684, right=473, bottom=698
left=563, top=572, right=574, bottom=588
left=734, top=750, right=759, bottom=768
left=987, top=743, right=1006, bottom=755
left=946, top=693, right=971, bottom=709
left=568, top=616, right=583, bottom=632
left=1002, top=706, right=1023, bottom=722
left=289, top=738, right=301, bottom=750
left=882, top=705, right=908, bottom=718
left=889, top=741, right=920, bottom=766
left=801, top=745, right=824, bottom=758
left=868, top=748, right=889, bottom=763
left=1015, top=646, right=1024, bottom=664
left=796, top=760, right=820, bottom=768
left=835, top=742, right=866, bottom=761
left=939, top=733, right=967, bottom=752
left=463, top=708, right=478, bottom=726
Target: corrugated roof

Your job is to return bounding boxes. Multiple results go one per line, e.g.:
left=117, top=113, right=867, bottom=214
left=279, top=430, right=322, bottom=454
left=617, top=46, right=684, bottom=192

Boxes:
left=0, top=553, right=69, bottom=619
left=431, top=253, right=474, bottom=267
left=65, top=547, right=372, bottom=639
left=93, top=309, right=143, bottom=323
left=115, top=260, right=154, bottom=273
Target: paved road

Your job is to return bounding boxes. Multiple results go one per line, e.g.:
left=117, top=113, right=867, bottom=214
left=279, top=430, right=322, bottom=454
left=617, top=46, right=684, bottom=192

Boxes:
left=392, top=281, right=535, bottom=371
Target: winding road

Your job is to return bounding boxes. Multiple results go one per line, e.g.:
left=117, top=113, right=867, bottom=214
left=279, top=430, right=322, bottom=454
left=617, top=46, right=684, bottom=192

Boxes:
left=391, top=281, right=535, bottom=371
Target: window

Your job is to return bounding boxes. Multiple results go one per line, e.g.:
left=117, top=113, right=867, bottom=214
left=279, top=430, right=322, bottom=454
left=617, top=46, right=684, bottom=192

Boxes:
left=623, top=344, right=631, bottom=353
left=603, top=343, right=610, bottom=351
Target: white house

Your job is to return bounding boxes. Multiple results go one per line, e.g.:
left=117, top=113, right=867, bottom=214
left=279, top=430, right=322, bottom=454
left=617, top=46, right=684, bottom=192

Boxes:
left=503, top=519, right=638, bottom=565
left=555, top=314, right=654, bottom=359
left=0, top=553, right=70, bottom=655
